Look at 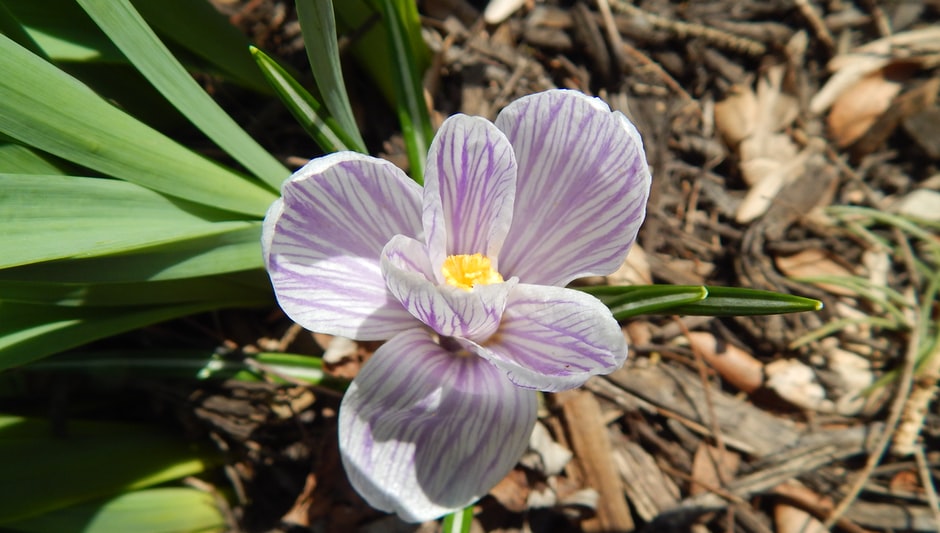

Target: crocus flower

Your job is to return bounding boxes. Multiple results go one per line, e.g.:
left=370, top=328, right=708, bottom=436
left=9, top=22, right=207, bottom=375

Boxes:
left=263, top=89, right=650, bottom=522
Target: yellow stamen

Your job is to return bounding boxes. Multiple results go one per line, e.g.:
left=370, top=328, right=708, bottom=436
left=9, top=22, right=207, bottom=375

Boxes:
left=441, top=253, right=504, bottom=290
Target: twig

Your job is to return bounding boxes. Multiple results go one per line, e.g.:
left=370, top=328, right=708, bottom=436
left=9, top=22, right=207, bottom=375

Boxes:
left=793, top=0, right=835, bottom=51
left=675, top=318, right=732, bottom=486
left=914, top=444, right=940, bottom=530
left=619, top=40, right=696, bottom=106
left=277, top=322, right=304, bottom=352
left=594, top=0, right=628, bottom=73
left=860, top=0, right=892, bottom=37
left=823, top=326, right=921, bottom=528
left=608, top=0, right=766, bottom=56
left=890, top=226, right=936, bottom=456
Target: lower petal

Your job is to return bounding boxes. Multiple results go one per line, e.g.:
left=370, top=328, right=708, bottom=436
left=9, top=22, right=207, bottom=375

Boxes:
left=468, top=284, right=628, bottom=392
left=339, top=328, right=537, bottom=523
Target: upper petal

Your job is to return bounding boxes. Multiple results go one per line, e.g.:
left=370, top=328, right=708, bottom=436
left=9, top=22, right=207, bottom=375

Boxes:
left=423, top=114, right=517, bottom=277
left=495, top=90, right=651, bottom=286
left=339, top=328, right=537, bottom=523
left=381, top=235, right=515, bottom=342
left=466, top=283, right=628, bottom=392
left=263, top=152, right=424, bottom=340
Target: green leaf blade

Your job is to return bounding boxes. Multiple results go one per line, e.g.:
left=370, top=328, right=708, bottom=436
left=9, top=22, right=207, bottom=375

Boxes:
left=0, top=225, right=265, bottom=283
left=77, top=0, right=289, bottom=189
left=250, top=46, right=362, bottom=154
left=0, top=34, right=275, bottom=217
left=4, top=487, right=226, bottom=533
left=376, top=0, right=433, bottom=184
left=0, top=174, right=253, bottom=269
left=0, top=417, right=218, bottom=524
left=296, top=0, right=367, bottom=152
left=0, top=301, right=257, bottom=370
left=667, top=286, right=824, bottom=316
left=579, top=285, right=708, bottom=320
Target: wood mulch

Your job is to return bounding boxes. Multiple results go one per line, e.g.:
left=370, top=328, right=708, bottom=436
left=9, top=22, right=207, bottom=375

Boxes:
left=189, top=1, right=940, bottom=531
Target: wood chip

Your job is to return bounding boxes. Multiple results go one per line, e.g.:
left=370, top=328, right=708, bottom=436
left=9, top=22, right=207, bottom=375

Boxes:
left=606, top=363, right=801, bottom=456
left=615, top=438, right=681, bottom=521
left=557, top=389, right=635, bottom=532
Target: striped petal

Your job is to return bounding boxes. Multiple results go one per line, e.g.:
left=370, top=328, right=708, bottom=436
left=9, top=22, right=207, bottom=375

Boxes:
left=381, top=235, right=515, bottom=342
left=466, top=284, right=627, bottom=392
left=263, top=153, right=424, bottom=340
left=339, top=328, right=537, bottom=523
left=495, top=90, right=651, bottom=286
left=423, top=114, right=517, bottom=279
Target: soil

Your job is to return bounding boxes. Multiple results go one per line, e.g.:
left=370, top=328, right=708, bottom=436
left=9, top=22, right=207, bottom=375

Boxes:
left=29, top=0, right=940, bottom=532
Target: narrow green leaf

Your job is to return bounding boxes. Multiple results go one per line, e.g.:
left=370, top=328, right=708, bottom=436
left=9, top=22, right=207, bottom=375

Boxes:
left=77, top=0, right=289, bottom=189
left=333, top=0, right=429, bottom=107
left=0, top=0, right=48, bottom=60
left=578, top=285, right=708, bottom=320
left=0, top=34, right=275, bottom=217
left=5, top=487, right=226, bottom=533
left=250, top=46, right=362, bottom=153
left=0, top=271, right=272, bottom=307
left=441, top=505, right=474, bottom=533
left=27, top=350, right=346, bottom=389
left=0, top=142, right=66, bottom=174
left=0, top=225, right=264, bottom=283
left=665, top=286, right=824, bottom=316
left=133, top=0, right=271, bottom=94
left=0, top=301, right=258, bottom=370
left=296, top=0, right=367, bottom=151
left=0, top=174, right=253, bottom=269
left=0, top=416, right=218, bottom=524
left=0, top=0, right=117, bottom=62
left=375, top=0, right=433, bottom=183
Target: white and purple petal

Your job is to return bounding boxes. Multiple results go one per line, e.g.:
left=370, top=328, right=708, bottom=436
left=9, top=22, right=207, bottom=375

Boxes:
left=422, top=114, right=517, bottom=278
left=263, top=153, right=424, bottom=340
left=381, top=235, right=515, bottom=342
left=339, top=328, right=537, bottom=523
left=466, top=284, right=627, bottom=392
left=495, top=90, right=651, bottom=287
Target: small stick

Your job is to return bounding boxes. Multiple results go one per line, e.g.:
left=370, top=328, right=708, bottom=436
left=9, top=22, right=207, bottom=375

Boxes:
left=594, top=0, right=628, bottom=73
left=608, top=0, right=766, bottom=56
left=793, top=0, right=835, bottom=51
left=914, top=444, right=940, bottom=529
left=675, top=318, right=731, bottom=486
left=619, top=40, right=696, bottom=105
left=824, top=326, right=921, bottom=528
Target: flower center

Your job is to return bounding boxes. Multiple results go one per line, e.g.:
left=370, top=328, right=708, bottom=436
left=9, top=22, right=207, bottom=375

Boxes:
left=441, top=254, right=504, bottom=291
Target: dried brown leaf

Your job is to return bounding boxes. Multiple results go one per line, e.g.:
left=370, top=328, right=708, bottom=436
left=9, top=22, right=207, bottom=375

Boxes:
left=686, top=331, right=764, bottom=394
left=827, top=71, right=902, bottom=148
left=775, top=248, right=858, bottom=296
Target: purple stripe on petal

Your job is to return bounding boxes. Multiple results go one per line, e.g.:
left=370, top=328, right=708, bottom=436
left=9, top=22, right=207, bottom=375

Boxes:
left=339, top=328, right=537, bottom=523
left=423, top=114, right=517, bottom=271
left=263, top=153, right=424, bottom=340
left=495, top=90, right=652, bottom=286
left=466, top=283, right=628, bottom=392
left=381, top=235, right=514, bottom=342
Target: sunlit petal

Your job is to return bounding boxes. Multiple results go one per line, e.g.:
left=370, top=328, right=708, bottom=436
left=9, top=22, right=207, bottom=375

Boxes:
left=495, top=90, right=651, bottom=286
left=263, top=153, right=424, bottom=340
left=422, top=114, right=517, bottom=278
left=466, top=283, right=627, bottom=392
left=381, top=235, right=515, bottom=342
left=339, top=328, right=538, bottom=523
